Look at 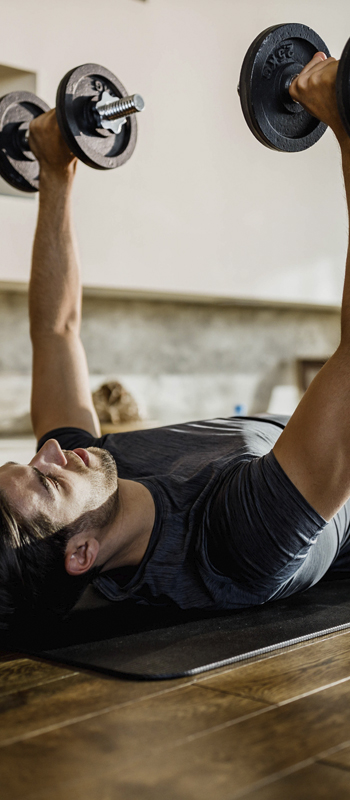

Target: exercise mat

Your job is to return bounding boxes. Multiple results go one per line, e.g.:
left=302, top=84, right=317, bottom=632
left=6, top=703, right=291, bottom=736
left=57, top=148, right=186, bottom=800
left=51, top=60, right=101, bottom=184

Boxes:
left=25, top=578, right=350, bottom=680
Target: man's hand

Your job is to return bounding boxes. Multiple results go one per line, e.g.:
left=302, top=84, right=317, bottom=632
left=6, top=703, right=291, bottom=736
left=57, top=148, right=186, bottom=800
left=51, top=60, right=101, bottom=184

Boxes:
left=289, top=53, right=346, bottom=144
left=28, top=109, right=77, bottom=178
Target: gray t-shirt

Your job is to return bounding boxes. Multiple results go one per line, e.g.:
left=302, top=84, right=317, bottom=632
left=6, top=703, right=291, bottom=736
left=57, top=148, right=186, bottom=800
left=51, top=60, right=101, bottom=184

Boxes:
left=38, top=414, right=326, bottom=611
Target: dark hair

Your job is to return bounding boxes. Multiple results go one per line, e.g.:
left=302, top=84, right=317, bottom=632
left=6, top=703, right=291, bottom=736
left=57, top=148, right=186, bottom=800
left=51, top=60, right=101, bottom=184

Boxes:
left=0, top=489, right=100, bottom=637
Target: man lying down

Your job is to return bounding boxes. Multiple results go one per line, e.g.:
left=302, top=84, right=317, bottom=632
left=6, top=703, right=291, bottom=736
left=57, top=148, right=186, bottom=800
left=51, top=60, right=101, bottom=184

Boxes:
left=1, top=52, right=350, bottom=633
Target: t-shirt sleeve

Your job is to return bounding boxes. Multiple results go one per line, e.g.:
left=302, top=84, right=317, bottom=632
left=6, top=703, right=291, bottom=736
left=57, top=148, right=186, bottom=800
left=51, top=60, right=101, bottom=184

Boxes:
left=206, top=449, right=327, bottom=596
left=37, top=427, right=102, bottom=453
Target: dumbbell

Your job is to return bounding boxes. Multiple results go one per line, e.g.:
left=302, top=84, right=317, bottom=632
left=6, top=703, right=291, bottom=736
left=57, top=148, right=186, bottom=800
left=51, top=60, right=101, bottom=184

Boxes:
left=238, top=23, right=350, bottom=152
left=0, top=63, right=145, bottom=192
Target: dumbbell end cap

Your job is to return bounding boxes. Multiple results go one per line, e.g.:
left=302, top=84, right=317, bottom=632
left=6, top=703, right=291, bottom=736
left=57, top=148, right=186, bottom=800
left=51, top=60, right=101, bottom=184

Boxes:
left=133, top=94, right=145, bottom=112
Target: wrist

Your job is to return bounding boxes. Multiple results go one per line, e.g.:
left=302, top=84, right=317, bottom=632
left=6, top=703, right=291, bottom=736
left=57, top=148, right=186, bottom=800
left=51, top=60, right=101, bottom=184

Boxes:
left=39, top=162, right=77, bottom=191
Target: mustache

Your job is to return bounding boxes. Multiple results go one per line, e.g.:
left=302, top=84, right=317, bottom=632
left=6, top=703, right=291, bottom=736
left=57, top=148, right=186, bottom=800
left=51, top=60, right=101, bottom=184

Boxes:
left=62, top=451, right=87, bottom=473
left=62, top=447, right=118, bottom=478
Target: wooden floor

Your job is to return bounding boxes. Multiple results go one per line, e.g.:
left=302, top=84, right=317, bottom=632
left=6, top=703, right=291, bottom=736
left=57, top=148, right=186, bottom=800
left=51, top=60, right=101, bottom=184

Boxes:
left=2, top=630, right=350, bottom=799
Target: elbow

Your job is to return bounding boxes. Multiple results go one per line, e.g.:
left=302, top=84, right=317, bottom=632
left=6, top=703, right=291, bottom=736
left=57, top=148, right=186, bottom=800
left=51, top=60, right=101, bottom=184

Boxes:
left=30, top=313, right=80, bottom=342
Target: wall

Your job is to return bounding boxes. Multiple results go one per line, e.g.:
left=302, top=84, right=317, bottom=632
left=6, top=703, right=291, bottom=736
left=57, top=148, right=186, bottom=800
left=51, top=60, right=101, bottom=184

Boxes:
left=0, top=288, right=340, bottom=433
left=0, top=0, right=348, bottom=305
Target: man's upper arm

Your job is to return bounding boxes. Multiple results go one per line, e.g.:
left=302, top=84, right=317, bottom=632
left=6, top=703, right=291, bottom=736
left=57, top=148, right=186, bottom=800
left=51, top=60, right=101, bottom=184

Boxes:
left=272, top=347, right=350, bottom=522
left=31, top=331, right=101, bottom=442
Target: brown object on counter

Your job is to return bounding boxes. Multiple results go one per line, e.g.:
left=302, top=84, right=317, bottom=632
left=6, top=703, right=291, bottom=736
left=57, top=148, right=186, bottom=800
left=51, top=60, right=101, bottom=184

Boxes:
left=92, top=380, right=141, bottom=425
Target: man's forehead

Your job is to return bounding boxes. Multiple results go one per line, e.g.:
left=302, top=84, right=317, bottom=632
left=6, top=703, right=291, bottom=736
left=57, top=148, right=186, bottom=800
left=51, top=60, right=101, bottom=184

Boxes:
left=0, top=461, right=46, bottom=513
left=0, top=460, right=23, bottom=479
left=0, top=460, right=31, bottom=475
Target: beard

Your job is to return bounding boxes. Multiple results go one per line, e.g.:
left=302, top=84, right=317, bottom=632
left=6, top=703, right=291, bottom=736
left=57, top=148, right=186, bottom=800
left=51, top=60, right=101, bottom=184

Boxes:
left=60, top=447, right=119, bottom=538
left=86, top=447, right=118, bottom=491
left=62, top=446, right=118, bottom=493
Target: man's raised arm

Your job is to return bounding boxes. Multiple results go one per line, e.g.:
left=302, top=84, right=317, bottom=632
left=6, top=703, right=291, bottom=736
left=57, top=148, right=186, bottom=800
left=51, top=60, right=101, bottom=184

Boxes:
left=274, top=54, right=350, bottom=521
left=28, top=109, right=100, bottom=441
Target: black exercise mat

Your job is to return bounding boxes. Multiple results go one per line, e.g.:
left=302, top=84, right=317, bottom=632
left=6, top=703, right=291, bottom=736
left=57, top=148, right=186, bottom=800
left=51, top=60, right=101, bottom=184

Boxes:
left=27, top=578, right=350, bottom=680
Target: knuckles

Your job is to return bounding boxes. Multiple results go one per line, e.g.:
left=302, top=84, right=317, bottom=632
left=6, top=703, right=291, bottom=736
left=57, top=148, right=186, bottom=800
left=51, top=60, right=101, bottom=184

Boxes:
left=291, top=64, right=336, bottom=104
left=288, top=58, right=341, bottom=130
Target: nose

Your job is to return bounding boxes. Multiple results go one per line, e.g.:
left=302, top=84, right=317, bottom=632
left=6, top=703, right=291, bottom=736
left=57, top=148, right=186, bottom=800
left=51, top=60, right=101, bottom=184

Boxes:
left=30, top=439, right=68, bottom=470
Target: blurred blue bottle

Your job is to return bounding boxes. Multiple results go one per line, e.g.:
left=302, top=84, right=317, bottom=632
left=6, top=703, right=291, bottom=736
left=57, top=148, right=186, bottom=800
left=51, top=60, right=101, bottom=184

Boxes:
left=233, top=403, right=247, bottom=416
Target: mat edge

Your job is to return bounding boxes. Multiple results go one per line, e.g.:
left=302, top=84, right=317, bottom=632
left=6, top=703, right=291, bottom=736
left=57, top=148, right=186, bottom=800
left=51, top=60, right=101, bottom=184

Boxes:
left=37, top=621, right=350, bottom=682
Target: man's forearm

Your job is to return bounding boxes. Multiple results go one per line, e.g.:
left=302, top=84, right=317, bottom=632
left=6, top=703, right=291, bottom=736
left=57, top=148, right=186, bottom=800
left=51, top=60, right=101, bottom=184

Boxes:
left=339, top=139, right=350, bottom=343
left=27, top=109, right=101, bottom=438
left=29, top=167, right=81, bottom=342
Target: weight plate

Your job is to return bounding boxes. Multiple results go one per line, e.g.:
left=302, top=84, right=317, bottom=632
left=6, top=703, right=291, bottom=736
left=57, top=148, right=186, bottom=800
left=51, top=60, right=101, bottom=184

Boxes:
left=337, top=37, right=350, bottom=138
left=55, top=64, right=137, bottom=170
left=239, top=24, right=330, bottom=152
left=0, top=92, right=50, bottom=192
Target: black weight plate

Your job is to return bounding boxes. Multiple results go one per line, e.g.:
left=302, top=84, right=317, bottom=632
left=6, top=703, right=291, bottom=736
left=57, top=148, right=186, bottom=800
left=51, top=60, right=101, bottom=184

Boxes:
left=55, top=64, right=137, bottom=170
left=0, top=91, right=50, bottom=192
left=239, top=24, right=330, bottom=152
left=337, top=37, right=350, bottom=138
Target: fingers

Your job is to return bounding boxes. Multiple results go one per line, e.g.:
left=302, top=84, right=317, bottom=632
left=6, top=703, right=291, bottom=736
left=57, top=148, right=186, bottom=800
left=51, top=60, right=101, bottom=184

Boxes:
left=300, top=52, right=329, bottom=75
left=288, top=52, right=342, bottom=135
left=292, top=54, right=337, bottom=89
left=289, top=54, right=337, bottom=102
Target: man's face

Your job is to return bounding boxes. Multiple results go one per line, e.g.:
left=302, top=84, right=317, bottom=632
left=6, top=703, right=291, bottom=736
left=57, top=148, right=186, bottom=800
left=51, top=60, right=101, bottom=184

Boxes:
left=0, top=439, right=118, bottom=528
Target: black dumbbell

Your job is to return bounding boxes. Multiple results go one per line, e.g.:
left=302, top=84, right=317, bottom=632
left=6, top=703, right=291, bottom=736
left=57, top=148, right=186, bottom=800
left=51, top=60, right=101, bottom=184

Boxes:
left=0, top=64, right=145, bottom=192
left=238, top=23, right=350, bottom=152
left=0, top=92, right=50, bottom=192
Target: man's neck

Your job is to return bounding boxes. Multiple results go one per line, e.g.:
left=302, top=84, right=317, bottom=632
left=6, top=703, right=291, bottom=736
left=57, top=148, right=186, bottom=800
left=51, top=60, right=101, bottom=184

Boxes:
left=99, top=479, right=155, bottom=572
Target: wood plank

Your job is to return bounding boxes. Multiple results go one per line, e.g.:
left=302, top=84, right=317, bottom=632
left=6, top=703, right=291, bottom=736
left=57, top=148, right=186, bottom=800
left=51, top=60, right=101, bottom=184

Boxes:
left=2, top=674, right=350, bottom=800
left=0, top=667, right=216, bottom=744
left=1, top=632, right=349, bottom=799
left=21, top=761, right=350, bottom=800
left=3, top=627, right=339, bottom=744
left=0, top=685, right=266, bottom=799
left=0, top=658, right=75, bottom=697
left=106, top=679, right=350, bottom=800
left=319, top=747, right=350, bottom=772
left=200, top=629, right=350, bottom=704
left=238, top=762, right=350, bottom=800
left=0, top=637, right=343, bottom=800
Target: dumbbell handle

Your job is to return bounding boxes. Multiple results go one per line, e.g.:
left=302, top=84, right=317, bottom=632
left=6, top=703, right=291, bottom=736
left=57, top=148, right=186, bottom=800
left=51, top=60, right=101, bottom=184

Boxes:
left=22, top=94, right=145, bottom=142
left=22, top=91, right=145, bottom=149
left=94, top=93, right=145, bottom=122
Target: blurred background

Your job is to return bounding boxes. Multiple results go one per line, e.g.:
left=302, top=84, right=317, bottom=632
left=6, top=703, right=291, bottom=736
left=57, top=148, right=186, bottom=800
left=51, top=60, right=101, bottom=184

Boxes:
left=0, top=0, right=347, bottom=461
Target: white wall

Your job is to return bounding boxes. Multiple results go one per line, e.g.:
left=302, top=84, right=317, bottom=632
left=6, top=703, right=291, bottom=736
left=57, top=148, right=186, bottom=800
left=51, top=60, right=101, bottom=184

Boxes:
left=0, top=0, right=348, bottom=305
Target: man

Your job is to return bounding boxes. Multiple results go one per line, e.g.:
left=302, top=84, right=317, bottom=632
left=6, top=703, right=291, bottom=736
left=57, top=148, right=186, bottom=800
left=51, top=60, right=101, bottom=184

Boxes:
left=0, top=52, right=349, bottom=631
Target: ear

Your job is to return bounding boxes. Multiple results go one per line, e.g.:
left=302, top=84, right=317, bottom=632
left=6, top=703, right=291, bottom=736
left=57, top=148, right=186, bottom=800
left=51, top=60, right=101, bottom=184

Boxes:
left=64, top=535, right=100, bottom=576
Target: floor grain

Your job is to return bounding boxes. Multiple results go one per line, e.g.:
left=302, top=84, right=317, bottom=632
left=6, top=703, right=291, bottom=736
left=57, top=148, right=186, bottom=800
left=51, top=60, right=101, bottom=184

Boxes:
left=1, top=630, right=350, bottom=799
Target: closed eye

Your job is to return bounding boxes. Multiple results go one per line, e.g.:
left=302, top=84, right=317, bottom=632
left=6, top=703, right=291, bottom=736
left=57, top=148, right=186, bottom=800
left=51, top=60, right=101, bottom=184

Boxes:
left=33, top=468, right=59, bottom=494
left=47, top=474, right=60, bottom=490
